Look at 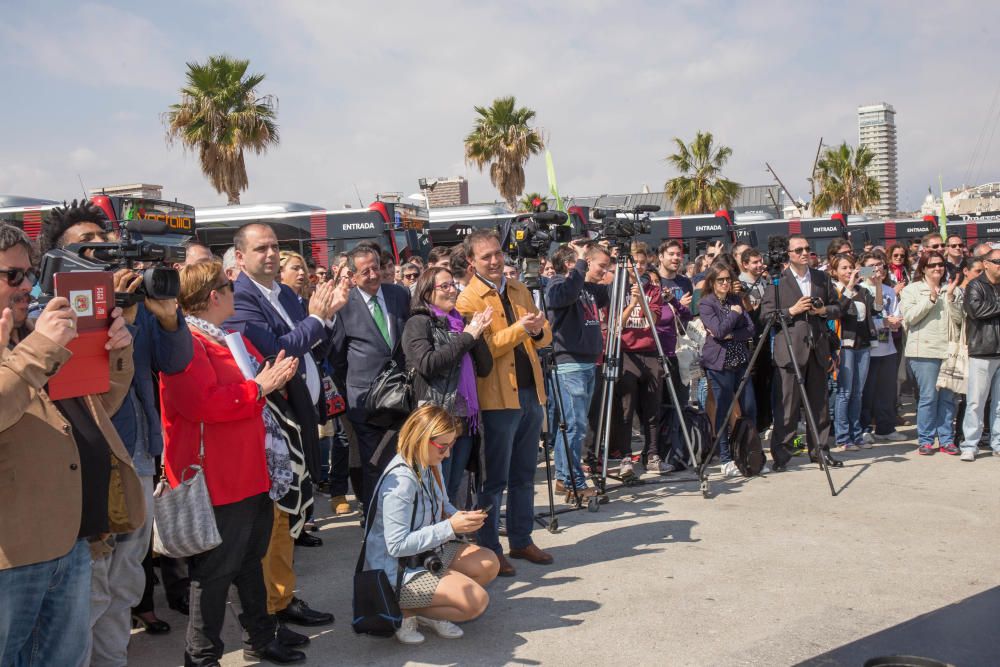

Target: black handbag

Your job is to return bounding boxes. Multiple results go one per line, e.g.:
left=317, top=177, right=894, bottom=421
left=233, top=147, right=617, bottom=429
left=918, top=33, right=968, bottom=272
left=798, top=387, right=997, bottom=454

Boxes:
left=352, top=465, right=418, bottom=637
left=365, top=340, right=415, bottom=429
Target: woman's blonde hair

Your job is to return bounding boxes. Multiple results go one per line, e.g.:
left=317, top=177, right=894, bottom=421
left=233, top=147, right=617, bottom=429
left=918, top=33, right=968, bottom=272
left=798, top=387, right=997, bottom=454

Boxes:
left=279, top=250, right=307, bottom=271
left=397, top=405, right=459, bottom=471
left=178, top=260, right=226, bottom=315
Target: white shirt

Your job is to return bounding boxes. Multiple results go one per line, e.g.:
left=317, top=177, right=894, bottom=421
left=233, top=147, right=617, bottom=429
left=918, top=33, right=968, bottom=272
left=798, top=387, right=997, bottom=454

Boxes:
left=790, top=266, right=812, bottom=298
left=249, top=277, right=325, bottom=403
left=359, top=286, right=393, bottom=346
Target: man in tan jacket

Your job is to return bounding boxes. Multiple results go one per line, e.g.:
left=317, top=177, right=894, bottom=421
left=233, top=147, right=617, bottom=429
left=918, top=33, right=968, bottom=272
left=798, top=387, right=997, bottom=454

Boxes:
left=456, top=230, right=553, bottom=577
left=0, top=223, right=142, bottom=666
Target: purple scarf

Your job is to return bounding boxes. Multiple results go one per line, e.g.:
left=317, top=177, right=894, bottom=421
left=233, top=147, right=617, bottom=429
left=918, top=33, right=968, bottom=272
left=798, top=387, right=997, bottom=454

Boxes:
left=431, top=305, right=480, bottom=432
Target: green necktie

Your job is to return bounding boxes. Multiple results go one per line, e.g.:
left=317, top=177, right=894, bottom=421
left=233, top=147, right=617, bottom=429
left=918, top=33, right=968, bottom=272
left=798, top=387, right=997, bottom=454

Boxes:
left=371, top=298, right=391, bottom=347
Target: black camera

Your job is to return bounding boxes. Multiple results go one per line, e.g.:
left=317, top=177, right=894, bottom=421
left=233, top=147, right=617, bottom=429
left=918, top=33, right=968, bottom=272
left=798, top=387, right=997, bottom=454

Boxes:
left=809, top=297, right=824, bottom=309
left=587, top=205, right=656, bottom=242
left=406, top=550, right=443, bottom=574
left=502, top=210, right=573, bottom=288
left=765, top=235, right=789, bottom=276
left=39, top=218, right=187, bottom=306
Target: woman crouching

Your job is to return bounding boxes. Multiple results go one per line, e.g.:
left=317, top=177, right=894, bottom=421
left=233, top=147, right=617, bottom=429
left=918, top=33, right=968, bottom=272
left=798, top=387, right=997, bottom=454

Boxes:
left=365, top=404, right=500, bottom=644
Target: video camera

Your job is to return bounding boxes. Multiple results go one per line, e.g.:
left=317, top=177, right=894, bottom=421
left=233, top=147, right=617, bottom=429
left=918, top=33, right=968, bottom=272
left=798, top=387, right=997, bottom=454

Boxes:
left=39, top=218, right=187, bottom=306
left=587, top=205, right=657, bottom=243
left=502, top=210, right=573, bottom=288
left=765, top=234, right=788, bottom=277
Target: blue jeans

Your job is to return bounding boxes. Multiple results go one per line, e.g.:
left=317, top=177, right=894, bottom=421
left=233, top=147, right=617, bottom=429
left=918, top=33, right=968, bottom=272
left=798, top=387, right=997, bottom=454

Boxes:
left=706, top=366, right=757, bottom=463
left=835, top=346, right=871, bottom=445
left=960, top=357, right=1000, bottom=454
left=477, top=389, right=544, bottom=555
left=909, top=357, right=956, bottom=446
left=550, top=364, right=596, bottom=490
left=440, top=432, right=475, bottom=506
left=0, top=539, right=91, bottom=667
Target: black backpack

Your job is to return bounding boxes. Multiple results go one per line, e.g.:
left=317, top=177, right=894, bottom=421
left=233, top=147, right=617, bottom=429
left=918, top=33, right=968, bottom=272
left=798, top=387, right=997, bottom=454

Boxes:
left=730, top=416, right=766, bottom=477
left=682, top=405, right=715, bottom=467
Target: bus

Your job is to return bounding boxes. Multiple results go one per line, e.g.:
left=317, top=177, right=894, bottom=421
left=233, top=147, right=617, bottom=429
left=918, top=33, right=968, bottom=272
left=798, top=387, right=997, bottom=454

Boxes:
left=846, top=215, right=937, bottom=250
left=620, top=209, right=736, bottom=258
left=427, top=203, right=590, bottom=247
left=0, top=193, right=196, bottom=242
left=944, top=211, right=1000, bottom=247
left=194, top=200, right=432, bottom=267
left=734, top=214, right=848, bottom=257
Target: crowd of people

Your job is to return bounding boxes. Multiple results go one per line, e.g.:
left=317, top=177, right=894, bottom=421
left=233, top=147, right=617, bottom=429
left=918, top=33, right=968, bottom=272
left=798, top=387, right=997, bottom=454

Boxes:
left=2, top=198, right=998, bottom=665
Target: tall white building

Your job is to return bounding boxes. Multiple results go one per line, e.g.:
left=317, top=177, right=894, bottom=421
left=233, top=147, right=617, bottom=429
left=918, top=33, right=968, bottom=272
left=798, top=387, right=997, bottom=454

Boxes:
left=857, top=103, right=898, bottom=217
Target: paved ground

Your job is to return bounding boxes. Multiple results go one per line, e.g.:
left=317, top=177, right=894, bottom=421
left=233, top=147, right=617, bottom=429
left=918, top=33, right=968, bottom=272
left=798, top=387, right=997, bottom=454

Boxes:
left=129, top=409, right=1000, bottom=666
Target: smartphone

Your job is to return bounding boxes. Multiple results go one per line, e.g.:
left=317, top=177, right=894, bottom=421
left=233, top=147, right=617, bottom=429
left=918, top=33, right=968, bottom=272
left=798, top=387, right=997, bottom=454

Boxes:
left=859, top=266, right=876, bottom=279
left=476, top=504, right=493, bottom=514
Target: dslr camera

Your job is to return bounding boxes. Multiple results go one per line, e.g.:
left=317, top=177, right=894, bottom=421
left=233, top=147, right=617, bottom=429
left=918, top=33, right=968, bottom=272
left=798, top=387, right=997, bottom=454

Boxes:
left=406, top=550, right=444, bottom=574
left=39, top=217, right=188, bottom=306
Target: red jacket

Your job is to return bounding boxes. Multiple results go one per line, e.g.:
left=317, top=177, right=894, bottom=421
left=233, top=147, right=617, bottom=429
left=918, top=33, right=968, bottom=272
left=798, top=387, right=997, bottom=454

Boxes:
left=160, top=329, right=270, bottom=506
left=620, top=278, right=663, bottom=352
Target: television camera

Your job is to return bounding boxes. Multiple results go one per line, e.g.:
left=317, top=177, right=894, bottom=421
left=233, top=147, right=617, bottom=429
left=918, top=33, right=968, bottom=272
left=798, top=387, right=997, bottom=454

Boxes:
left=502, top=210, right=573, bottom=288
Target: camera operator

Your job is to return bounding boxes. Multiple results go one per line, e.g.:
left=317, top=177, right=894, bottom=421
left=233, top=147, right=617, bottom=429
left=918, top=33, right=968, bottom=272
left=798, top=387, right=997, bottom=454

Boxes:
left=41, top=201, right=196, bottom=658
left=761, top=234, right=844, bottom=471
left=0, top=223, right=144, bottom=666
left=544, top=241, right=609, bottom=501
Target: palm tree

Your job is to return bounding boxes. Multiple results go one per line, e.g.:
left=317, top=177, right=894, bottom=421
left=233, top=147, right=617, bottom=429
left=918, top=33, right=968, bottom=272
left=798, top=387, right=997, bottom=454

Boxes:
left=464, top=96, right=544, bottom=210
left=812, top=142, right=880, bottom=216
left=518, top=192, right=546, bottom=212
left=664, top=131, right=741, bottom=214
left=164, top=55, right=279, bottom=205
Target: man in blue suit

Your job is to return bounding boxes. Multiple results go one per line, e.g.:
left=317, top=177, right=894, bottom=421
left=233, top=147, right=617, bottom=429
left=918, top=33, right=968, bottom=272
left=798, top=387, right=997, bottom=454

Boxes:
left=330, top=244, right=410, bottom=513
left=224, top=223, right=349, bottom=635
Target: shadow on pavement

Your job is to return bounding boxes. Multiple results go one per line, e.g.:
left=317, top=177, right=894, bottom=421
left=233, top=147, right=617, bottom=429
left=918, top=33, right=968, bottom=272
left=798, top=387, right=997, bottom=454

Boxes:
left=797, top=586, right=1000, bottom=667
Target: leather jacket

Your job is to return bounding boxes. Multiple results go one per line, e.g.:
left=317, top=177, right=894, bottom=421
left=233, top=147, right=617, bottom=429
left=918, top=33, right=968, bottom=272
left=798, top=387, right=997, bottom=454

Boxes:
left=963, top=275, right=1000, bottom=358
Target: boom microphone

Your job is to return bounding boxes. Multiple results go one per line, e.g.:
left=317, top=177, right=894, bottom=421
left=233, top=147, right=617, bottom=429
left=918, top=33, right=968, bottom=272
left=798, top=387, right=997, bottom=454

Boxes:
left=633, top=204, right=661, bottom=213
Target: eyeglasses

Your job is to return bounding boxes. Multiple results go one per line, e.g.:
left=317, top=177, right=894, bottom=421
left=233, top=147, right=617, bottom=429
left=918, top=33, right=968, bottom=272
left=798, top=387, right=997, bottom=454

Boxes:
left=403, top=273, right=419, bottom=280
left=927, top=243, right=943, bottom=250
left=212, top=279, right=234, bottom=292
left=0, top=267, right=38, bottom=287
left=892, top=253, right=905, bottom=258
left=715, top=276, right=733, bottom=283
left=434, top=281, right=457, bottom=291
left=984, top=258, right=1000, bottom=266
left=925, top=262, right=945, bottom=269
left=430, top=438, right=455, bottom=452
left=948, top=243, right=963, bottom=248
left=789, top=246, right=811, bottom=254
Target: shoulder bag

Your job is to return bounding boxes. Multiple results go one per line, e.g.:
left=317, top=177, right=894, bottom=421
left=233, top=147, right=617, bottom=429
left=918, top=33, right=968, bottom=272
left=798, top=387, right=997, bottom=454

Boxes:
left=152, top=423, right=222, bottom=558
left=365, top=338, right=415, bottom=430
left=352, top=464, right=419, bottom=636
left=936, top=310, right=968, bottom=394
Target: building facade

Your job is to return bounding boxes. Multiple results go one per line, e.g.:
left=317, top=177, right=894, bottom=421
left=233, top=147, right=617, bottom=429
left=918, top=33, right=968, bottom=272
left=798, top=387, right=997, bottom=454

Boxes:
left=426, top=177, right=469, bottom=207
left=857, top=103, right=898, bottom=217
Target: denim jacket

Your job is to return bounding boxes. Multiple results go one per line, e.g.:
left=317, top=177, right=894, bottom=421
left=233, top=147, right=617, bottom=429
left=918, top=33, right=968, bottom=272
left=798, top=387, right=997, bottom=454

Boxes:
left=363, top=454, right=457, bottom=587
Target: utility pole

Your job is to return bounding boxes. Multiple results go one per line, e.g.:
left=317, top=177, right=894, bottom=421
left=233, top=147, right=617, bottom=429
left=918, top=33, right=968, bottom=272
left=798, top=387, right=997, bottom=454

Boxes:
left=765, top=162, right=803, bottom=217
left=807, top=137, right=824, bottom=209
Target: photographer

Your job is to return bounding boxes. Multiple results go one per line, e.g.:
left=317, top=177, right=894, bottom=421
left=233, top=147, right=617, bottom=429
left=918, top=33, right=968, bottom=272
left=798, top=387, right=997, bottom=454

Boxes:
left=365, top=405, right=499, bottom=645
left=1, top=223, right=144, bottom=665
left=544, top=242, right=609, bottom=500
left=761, top=235, right=844, bottom=471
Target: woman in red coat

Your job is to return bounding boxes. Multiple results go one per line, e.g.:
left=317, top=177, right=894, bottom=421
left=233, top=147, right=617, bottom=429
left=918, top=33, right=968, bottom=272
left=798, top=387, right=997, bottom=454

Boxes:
left=160, top=261, right=301, bottom=666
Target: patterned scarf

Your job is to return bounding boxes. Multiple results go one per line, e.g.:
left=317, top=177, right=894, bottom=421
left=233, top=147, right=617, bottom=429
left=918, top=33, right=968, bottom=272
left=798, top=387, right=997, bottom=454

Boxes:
left=185, top=315, right=293, bottom=500
left=430, top=305, right=480, bottom=432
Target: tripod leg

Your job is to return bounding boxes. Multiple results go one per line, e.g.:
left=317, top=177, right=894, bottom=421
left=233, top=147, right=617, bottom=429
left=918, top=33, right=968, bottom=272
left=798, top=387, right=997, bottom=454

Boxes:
left=539, top=434, right=559, bottom=531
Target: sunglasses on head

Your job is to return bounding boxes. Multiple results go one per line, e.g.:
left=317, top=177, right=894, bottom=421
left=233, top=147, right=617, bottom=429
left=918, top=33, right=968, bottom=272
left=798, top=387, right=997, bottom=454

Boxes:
left=0, top=267, right=38, bottom=287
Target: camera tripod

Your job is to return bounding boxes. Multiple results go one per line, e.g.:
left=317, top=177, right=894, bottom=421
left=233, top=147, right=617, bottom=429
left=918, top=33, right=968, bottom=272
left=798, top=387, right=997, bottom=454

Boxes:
left=517, top=269, right=593, bottom=533
left=590, top=250, right=698, bottom=499
left=694, top=280, right=837, bottom=498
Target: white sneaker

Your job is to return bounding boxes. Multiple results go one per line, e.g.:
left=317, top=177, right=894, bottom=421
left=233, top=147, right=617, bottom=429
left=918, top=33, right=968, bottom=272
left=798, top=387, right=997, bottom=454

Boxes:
left=395, top=616, right=425, bottom=644
left=762, top=427, right=773, bottom=442
left=876, top=431, right=907, bottom=442
left=722, top=461, right=740, bottom=478
left=861, top=432, right=875, bottom=445
left=619, top=457, right=635, bottom=479
left=960, top=450, right=976, bottom=462
left=417, top=616, right=464, bottom=639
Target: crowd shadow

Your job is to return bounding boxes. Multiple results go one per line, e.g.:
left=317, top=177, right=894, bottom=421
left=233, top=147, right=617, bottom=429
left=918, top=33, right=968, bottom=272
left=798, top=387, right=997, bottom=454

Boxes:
left=797, top=586, right=1000, bottom=667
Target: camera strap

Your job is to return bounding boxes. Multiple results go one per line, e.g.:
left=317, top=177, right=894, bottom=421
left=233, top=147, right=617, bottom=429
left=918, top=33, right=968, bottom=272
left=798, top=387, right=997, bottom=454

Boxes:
left=357, top=463, right=420, bottom=598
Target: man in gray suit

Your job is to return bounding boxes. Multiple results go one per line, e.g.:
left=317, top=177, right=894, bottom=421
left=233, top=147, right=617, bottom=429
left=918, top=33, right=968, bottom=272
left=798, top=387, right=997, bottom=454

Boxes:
left=330, top=245, right=411, bottom=511
left=761, top=234, right=845, bottom=472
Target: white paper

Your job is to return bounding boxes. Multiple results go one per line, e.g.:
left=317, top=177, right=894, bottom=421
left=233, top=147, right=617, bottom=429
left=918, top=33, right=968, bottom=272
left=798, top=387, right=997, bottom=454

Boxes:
left=225, top=332, right=256, bottom=380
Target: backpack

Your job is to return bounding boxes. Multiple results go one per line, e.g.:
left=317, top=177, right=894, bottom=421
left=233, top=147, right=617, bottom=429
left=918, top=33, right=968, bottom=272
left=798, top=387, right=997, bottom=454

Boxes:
left=682, top=405, right=715, bottom=468
left=730, top=416, right=766, bottom=477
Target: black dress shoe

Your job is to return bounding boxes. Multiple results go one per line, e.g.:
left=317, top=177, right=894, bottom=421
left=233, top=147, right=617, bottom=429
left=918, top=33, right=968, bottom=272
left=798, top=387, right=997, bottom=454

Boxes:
left=294, top=532, right=323, bottom=547
left=277, top=623, right=310, bottom=648
left=275, top=597, right=334, bottom=627
left=167, top=597, right=190, bottom=616
left=132, top=613, right=171, bottom=634
left=244, top=639, right=306, bottom=665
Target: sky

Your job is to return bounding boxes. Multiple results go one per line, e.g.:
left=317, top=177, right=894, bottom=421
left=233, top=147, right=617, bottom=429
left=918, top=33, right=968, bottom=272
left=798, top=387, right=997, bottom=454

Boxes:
left=2, top=1, right=998, bottom=213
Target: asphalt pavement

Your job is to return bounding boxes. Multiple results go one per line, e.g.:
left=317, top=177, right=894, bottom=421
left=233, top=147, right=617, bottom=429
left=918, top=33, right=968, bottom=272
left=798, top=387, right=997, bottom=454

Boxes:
left=127, top=409, right=1000, bottom=667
